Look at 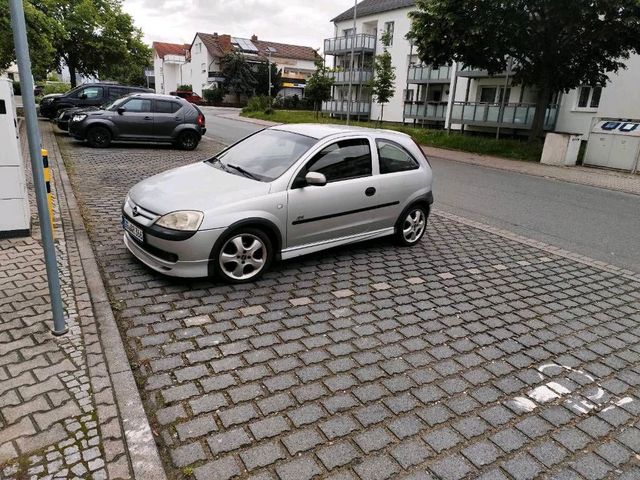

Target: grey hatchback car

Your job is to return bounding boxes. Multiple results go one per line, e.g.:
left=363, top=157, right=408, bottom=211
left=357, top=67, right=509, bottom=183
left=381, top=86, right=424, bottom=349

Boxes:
left=68, top=93, right=206, bottom=150
left=122, top=124, right=433, bottom=283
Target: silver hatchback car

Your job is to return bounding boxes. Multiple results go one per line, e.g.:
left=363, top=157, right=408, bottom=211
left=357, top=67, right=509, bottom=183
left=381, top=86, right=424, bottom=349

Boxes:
left=122, top=124, right=434, bottom=283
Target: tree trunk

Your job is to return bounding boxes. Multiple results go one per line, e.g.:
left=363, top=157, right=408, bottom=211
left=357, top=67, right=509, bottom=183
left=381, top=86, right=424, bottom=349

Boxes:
left=529, top=83, right=551, bottom=142
left=380, top=104, right=385, bottom=127
left=69, top=62, right=77, bottom=88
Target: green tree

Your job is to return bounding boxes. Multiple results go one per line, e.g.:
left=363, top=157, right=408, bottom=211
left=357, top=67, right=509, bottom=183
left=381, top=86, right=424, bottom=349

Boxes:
left=304, top=56, right=334, bottom=118
left=371, top=30, right=396, bottom=126
left=254, top=61, right=282, bottom=97
left=408, top=0, right=640, bottom=139
left=0, top=0, right=151, bottom=87
left=222, top=52, right=256, bottom=103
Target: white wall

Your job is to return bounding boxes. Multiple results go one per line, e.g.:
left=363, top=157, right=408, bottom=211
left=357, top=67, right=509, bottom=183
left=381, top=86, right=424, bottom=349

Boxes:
left=153, top=52, right=184, bottom=94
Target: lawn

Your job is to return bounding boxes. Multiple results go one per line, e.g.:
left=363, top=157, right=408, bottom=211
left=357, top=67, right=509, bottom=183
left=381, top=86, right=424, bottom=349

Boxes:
left=242, top=109, right=544, bottom=162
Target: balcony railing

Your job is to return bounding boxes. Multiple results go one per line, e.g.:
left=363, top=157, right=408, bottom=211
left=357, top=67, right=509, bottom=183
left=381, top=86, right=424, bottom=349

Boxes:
left=407, top=65, right=452, bottom=84
left=328, top=70, right=373, bottom=85
left=324, top=34, right=376, bottom=55
left=208, top=71, right=225, bottom=82
left=404, top=102, right=448, bottom=121
left=322, top=100, right=371, bottom=116
left=163, top=54, right=186, bottom=65
left=450, top=102, right=558, bottom=130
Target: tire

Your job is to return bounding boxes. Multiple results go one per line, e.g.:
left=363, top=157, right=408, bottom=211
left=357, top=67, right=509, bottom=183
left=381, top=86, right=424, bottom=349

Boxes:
left=86, top=126, right=112, bottom=148
left=176, top=131, right=199, bottom=150
left=394, top=204, right=428, bottom=246
left=213, top=228, right=273, bottom=284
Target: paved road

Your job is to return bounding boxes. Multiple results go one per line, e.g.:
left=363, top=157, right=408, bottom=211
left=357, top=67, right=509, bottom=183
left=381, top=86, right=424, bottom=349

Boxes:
left=57, top=128, right=640, bottom=480
left=202, top=108, right=640, bottom=273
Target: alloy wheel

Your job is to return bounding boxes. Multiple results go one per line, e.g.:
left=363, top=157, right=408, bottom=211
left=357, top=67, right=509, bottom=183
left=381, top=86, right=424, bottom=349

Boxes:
left=219, top=234, right=266, bottom=281
left=402, top=209, right=426, bottom=243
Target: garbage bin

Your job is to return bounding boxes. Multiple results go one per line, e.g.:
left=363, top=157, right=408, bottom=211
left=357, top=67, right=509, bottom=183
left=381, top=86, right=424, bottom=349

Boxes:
left=540, top=132, right=582, bottom=167
left=0, top=78, right=30, bottom=238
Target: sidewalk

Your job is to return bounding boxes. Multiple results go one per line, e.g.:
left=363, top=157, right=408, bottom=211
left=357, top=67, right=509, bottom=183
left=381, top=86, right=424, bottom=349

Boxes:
left=228, top=111, right=640, bottom=196
left=0, top=124, right=164, bottom=479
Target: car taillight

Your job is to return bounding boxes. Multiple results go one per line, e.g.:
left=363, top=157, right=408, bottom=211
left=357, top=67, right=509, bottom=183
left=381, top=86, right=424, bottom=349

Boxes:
left=197, top=114, right=205, bottom=126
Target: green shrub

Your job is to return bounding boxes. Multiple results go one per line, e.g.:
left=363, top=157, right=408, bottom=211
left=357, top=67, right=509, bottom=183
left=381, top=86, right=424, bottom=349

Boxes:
left=242, top=95, right=271, bottom=113
left=177, top=84, right=192, bottom=91
left=43, top=82, right=71, bottom=95
left=12, top=81, right=21, bottom=95
left=203, top=87, right=225, bottom=105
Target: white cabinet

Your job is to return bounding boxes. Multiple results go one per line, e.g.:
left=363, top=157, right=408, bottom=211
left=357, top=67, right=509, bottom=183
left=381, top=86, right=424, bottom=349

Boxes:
left=584, top=120, right=640, bottom=173
left=0, top=78, right=30, bottom=237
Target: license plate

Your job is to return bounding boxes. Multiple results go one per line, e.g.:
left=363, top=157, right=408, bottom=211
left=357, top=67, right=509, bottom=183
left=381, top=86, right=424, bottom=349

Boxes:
left=123, top=217, right=144, bottom=243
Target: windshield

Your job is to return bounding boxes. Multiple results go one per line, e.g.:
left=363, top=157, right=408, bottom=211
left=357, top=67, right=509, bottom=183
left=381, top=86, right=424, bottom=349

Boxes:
left=105, top=96, right=131, bottom=111
left=208, top=129, right=317, bottom=182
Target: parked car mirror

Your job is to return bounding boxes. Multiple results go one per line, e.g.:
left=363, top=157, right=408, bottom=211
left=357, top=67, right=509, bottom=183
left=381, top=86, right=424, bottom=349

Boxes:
left=305, top=172, right=327, bottom=186
left=80, top=94, right=87, bottom=100
left=117, top=107, right=126, bottom=115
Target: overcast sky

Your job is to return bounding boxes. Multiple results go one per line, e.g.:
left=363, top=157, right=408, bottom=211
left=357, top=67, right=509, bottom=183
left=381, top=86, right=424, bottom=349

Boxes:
left=122, top=0, right=355, bottom=49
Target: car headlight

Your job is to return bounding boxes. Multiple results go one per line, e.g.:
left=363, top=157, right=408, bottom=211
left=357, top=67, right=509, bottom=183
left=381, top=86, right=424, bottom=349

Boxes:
left=41, top=97, right=53, bottom=104
left=72, top=114, right=87, bottom=122
left=155, top=211, right=203, bottom=231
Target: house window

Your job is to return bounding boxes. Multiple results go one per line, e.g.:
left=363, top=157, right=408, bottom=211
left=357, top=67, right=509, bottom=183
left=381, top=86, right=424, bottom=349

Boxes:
left=577, top=86, right=602, bottom=109
left=343, top=28, right=355, bottom=38
left=403, top=89, right=414, bottom=102
left=384, top=22, right=394, bottom=45
left=195, top=43, right=202, bottom=54
left=479, top=86, right=511, bottom=103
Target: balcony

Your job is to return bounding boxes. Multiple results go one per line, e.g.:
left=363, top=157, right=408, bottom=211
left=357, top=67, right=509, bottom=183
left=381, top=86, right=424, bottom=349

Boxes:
left=450, top=102, right=558, bottom=130
left=322, top=100, right=371, bottom=116
left=163, top=54, right=186, bottom=65
left=329, top=70, right=373, bottom=85
left=407, top=65, right=452, bottom=84
left=404, top=102, right=448, bottom=122
left=208, top=71, right=225, bottom=82
left=324, top=34, right=376, bottom=55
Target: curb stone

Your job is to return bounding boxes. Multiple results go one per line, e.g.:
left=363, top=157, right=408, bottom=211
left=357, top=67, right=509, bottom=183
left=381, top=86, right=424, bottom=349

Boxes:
left=49, top=126, right=168, bottom=480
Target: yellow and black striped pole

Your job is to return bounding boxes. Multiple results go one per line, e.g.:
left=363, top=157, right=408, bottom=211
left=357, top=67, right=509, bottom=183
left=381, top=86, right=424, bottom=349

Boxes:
left=41, top=148, right=55, bottom=237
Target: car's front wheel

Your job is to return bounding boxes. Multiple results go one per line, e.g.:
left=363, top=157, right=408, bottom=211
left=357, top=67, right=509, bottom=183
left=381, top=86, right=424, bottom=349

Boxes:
left=395, top=204, right=428, bottom=246
left=176, top=131, right=199, bottom=150
left=214, top=228, right=273, bottom=283
left=86, top=126, right=112, bottom=148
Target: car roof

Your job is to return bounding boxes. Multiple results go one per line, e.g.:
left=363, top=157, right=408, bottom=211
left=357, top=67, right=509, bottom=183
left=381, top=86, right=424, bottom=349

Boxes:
left=128, top=93, right=187, bottom=101
left=270, top=123, right=411, bottom=141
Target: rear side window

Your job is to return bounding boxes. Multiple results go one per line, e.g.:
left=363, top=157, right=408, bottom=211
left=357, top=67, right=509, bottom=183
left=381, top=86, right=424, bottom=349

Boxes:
left=76, top=86, right=103, bottom=99
left=123, top=98, right=152, bottom=112
left=108, top=87, right=127, bottom=101
left=376, top=140, right=419, bottom=174
left=155, top=100, right=181, bottom=113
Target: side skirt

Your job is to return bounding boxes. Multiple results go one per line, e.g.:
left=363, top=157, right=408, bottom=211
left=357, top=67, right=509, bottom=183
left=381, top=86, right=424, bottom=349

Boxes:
left=280, top=227, right=395, bottom=261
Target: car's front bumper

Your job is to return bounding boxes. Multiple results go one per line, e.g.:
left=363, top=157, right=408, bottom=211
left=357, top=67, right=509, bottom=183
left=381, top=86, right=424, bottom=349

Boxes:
left=122, top=214, right=225, bottom=278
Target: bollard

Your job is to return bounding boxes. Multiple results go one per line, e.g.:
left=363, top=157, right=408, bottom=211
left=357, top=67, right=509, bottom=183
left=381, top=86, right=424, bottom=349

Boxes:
left=41, top=149, right=55, bottom=238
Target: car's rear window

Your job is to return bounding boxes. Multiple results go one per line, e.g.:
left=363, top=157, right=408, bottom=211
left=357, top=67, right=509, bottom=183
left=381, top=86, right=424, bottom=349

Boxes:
left=207, top=130, right=317, bottom=182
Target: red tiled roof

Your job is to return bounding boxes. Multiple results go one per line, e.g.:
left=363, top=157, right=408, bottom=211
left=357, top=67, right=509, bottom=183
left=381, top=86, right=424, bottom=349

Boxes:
left=193, top=32, right=318, bottom=62
left=152, top=42, right=189, bottom=59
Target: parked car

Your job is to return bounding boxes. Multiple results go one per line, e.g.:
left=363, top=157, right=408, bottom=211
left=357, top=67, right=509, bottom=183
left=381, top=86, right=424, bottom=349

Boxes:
left=56, top=105, right=100, bottom=131
left=68, top=93, right=206, bottom=150
left=39, top=82, right=152, bottom=119
left=170, top=90, right=204, bottom=105
left=122, top=124, right=433, bottom=282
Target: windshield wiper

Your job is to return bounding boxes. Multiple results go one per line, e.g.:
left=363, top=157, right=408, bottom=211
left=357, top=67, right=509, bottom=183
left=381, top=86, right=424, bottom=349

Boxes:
left=225, top=163, right=259, bottom=180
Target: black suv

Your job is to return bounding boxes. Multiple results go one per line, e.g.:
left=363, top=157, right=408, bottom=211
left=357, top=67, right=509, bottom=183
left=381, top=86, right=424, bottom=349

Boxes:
left=39, top=83, right=152, bottom=119
left=68, top=93, right=206, bottom=150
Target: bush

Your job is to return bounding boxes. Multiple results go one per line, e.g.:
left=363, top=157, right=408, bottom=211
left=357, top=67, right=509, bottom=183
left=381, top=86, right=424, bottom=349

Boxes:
left=43, top=82, right=71, bottom=95
left=203, top=87, right=225, bottom=105
left=12, top=81, right=21, bottom=95
left=242, top=95, right=272, bottom=113
left=273, top=94, right=314, bottom=110
left=177, top=84, right=192, bottom=91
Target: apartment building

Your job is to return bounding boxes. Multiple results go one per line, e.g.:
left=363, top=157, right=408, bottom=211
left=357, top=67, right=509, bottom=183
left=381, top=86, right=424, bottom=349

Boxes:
left=182, top=33, right=318, bottom=98
left=325, top=0, right=640, bottom=140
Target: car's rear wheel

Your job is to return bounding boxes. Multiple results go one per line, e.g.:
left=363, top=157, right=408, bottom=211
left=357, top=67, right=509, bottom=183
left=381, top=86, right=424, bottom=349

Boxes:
left=176, top=131, right=199, bottom=150
left=394, top=204, right=428, bottom=246
left=86, top=126, right=112, bottom=148
left=214, top=228, right=273, bottom=283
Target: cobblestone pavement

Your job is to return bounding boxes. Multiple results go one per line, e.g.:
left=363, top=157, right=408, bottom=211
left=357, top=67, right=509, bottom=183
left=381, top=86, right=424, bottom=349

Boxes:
left=1, top=126, right=133, bottom=478
left=55, top=128, right=640, bottom=480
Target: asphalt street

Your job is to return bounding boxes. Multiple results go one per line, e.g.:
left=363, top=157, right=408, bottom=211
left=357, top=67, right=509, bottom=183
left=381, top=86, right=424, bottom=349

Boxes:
left=201, top=107, right=640, bottom=273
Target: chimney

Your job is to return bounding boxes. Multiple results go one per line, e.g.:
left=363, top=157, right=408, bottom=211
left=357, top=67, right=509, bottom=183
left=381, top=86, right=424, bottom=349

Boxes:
left=251, top=34, right=258, bottom=42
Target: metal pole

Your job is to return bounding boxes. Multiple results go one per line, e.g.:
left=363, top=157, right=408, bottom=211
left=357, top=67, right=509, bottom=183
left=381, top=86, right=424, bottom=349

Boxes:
left=9, top=0, right=67, bottom=335
left=346, top=0, right=357, bottom=125
left=268, top=51, right=272, bottom=99
left=496, top=57, right=512, bottom=140
left=404, top=42, right=413, bottom=125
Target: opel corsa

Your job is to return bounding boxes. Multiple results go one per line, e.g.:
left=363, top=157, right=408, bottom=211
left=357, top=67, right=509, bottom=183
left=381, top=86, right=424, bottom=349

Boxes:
left=122, top=124, right=434, bottom=283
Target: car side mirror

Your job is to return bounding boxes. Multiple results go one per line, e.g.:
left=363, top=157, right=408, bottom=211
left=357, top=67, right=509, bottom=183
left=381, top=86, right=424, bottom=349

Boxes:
left=80, top=94, right=87, bottom=100
left=117, top=107, right=126, bottom=115
left=305, top=172, right=327, bottom=186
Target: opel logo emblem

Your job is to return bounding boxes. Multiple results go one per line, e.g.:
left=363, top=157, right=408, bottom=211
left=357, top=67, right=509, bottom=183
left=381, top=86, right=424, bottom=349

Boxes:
left=132, top=206, right=139, bottom=217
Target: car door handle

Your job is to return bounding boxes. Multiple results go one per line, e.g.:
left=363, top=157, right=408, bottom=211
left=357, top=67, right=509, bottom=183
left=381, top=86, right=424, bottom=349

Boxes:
left=144, top=116, right=152, bottom=120
left=174, top=116, right=181, bottom=121
left=365, top=187, right=376, bottom=197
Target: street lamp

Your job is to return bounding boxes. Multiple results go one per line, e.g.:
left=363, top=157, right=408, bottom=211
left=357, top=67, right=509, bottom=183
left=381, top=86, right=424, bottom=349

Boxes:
left=266, top=46, right=276, bottom=101
left=346, top=0, right=358, bottom=125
